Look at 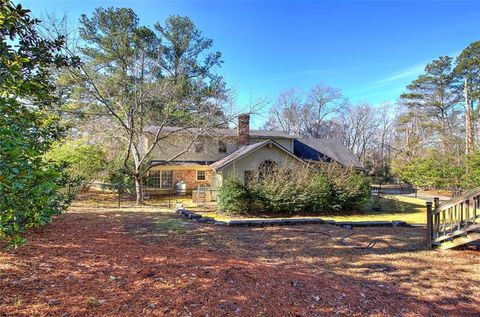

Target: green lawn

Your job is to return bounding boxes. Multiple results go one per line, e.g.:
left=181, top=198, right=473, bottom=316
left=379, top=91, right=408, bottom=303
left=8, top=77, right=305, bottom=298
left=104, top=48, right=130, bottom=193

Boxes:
left=199, top=195, right=428, bottom=224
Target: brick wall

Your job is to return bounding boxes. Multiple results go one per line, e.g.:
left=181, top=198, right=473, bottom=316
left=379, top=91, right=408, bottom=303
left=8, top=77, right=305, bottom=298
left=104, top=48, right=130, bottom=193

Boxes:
left=237, top=113, right=250, bottom=146
left=173, top=169, right=212, bottom=191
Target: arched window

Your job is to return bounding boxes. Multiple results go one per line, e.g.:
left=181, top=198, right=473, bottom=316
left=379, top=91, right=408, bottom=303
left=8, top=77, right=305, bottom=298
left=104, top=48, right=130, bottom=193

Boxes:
left=258, top=160, right=278, bottom=178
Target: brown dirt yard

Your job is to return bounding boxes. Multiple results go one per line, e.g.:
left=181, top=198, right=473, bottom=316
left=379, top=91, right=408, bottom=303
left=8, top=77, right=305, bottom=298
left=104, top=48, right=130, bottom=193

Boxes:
left=1, top=206, right=479, bottom=317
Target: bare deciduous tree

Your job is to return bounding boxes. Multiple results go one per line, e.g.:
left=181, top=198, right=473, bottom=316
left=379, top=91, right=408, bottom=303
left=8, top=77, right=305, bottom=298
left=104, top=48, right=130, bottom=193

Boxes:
left=264, top=84, right=348, bottom=139
left=302, top=84, right=348, bottom=138
left=49, top=8, right=231, bottom=204
left=339, top=104, right=379, bottom=164
left=264, top=89, right=303, bottom=135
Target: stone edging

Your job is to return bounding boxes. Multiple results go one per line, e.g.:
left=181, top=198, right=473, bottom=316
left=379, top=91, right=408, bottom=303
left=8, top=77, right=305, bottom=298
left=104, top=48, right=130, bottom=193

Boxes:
left=175, top=209, right=422, bottom=228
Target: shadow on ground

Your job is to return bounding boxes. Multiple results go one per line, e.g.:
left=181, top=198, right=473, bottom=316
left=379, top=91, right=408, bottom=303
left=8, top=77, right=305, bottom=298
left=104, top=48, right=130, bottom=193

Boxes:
left=1, top=208, right=479, bottom=316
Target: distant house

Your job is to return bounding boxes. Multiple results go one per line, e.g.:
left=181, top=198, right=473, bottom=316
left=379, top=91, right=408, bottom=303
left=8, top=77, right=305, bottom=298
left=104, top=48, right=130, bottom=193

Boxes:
left=143, top=114, right=363, bottom=201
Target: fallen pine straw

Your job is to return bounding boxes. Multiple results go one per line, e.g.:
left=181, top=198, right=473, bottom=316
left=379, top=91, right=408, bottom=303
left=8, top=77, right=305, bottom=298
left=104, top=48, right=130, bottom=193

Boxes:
left=277, top=228, right=419, bottom=251
left=1, top=208, right=479, bottom=317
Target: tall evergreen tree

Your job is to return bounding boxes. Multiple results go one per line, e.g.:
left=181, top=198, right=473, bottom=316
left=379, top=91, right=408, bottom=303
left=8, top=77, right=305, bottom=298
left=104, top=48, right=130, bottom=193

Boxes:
left=455, top=41, right=480, bottom=151
left=399, top=56, right=461, bottom=154
left=64, top=8, right=228, bottom=204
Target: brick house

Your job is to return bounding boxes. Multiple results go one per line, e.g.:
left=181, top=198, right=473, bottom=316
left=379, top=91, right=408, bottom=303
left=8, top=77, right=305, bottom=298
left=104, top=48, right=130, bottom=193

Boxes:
left=144, top=114, right=363, bottom=200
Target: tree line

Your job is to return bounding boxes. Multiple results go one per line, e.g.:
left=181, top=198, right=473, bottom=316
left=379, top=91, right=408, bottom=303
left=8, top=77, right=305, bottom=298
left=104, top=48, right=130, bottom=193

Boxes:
left=2, top=0, right=479, bottom=245
left=263, top=85, right=394, bottom=176
left=263, top=41, right=480, bottom=191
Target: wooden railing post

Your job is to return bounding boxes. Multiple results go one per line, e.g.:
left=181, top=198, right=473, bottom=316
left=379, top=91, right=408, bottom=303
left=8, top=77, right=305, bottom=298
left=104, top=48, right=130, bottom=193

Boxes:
left=426, top=201, right=433, bottom=249
left=466, top=199, right=470, bottom=225
left=433, top=197, right=440, bottom=234
left=474, top=196, right=478, bottom=225
left=434, top=197, right=439, bottom=210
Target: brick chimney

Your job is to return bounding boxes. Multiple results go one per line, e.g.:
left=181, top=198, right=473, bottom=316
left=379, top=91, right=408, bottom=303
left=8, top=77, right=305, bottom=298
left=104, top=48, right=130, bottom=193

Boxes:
left=237, top=113, right=250, bottom=146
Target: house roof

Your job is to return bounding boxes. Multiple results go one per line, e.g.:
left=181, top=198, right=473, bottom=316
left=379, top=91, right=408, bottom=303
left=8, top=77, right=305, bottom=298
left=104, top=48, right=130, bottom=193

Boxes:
left=210, top=140, right=269, bottom=171
left=143, top=126, right=295, bottom=139
left=294, top=138, right=364, bottom=169
left=150, top=160, right=214, bottom=167
left=210, top=139, right=303, bottom=171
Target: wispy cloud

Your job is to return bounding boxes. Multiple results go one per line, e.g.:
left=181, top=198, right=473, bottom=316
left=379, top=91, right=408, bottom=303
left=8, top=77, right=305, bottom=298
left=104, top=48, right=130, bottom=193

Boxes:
left=345, top=62, right=427, bottom=102
left=357, top=63, right=427, bottom=94
left=369, top=64, right=425, bottom=87
left=362, top=49, right=462, bottom=91
left=264, top=65, right=367, bottom=83
left=350, top=87, right=405, bottom=101
left=264, top=70, right=329, bottom=83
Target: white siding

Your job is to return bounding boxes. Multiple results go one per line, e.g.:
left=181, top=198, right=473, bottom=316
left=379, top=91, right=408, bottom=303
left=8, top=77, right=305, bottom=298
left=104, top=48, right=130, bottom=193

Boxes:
left=148, top=133, right=293, bottom=162
left=249, top=138, right=293, bottom=152
left=220, top=145, right=302, bottom=184
left=148, top=134, right=238, bottom=162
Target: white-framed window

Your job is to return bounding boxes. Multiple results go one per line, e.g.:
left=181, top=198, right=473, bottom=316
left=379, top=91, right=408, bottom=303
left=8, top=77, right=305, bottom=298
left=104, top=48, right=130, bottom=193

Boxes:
left=218, top=140, right=227, bottom=153
left=196, top=170, right=206, bottom=181
left=195, top=141, right=204, bottom=153
left=149, top=170, right=173, bottom=189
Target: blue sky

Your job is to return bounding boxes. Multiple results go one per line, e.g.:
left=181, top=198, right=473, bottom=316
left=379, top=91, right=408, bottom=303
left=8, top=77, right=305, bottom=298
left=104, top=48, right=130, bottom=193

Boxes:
left=22, top=0, right=480, bottom=127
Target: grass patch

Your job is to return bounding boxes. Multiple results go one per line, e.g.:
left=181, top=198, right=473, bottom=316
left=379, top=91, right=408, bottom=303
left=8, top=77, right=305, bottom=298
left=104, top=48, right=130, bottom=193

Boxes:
left=322, top=195, right=426, bottom=223
left=73, top=190, right=216, bottom=211
left=123, top=212, right=191, bottom=239
left=154, top=217, right=188, bottom=234
left=198, top=195, right=427, bottom=224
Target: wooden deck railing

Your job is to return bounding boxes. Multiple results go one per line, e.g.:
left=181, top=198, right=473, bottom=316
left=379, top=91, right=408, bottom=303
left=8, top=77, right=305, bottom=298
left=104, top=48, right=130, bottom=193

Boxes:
left=427, top=188, right=480, bottom=248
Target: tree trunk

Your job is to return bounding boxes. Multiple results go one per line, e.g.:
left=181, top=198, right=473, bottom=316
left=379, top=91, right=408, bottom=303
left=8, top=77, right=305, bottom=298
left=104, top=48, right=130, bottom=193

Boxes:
left=465, top=79, right=474, bottom=154
left=135, top=175, right=144, bottom=205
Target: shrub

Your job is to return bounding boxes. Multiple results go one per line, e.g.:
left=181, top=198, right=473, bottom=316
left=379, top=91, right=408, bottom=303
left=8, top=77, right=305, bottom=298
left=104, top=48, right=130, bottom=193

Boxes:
left=103, top=167, right=136, bottom=207
left=217, top=163, right=370, bottom=215
left=248, top=166, right=331, bottom=215
left=45, top=139, right=107, bottom=193
left=219, top=164, right=332, bottom=215
left=218, top=178, right=251, bottom=213
left=392, top=149, right=464, bottom=191
left=308, top=173, right=333, bottom=211
left=319, top=163, right=371, bottom=211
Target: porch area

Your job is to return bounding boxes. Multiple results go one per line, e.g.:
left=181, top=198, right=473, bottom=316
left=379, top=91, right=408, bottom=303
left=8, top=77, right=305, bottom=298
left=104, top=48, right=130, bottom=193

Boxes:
left=144, top=164, right=220, bottom=205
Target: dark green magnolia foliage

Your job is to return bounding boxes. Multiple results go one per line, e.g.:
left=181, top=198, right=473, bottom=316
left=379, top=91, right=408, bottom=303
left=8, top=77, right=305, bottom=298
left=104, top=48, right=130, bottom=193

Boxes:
left=0, top=1, right=78, bottom=247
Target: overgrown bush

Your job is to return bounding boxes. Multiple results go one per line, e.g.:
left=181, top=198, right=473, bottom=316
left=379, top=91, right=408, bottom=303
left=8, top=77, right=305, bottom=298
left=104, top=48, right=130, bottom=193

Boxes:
left=319, top=163, right=371, bottom=211
left=218, top=163, right=370, bottom=215
left=392, top=149, right=465, bottom=192
left=248, top=166, right=331, bottom=214
left=218, top=178, right=251, bottom=213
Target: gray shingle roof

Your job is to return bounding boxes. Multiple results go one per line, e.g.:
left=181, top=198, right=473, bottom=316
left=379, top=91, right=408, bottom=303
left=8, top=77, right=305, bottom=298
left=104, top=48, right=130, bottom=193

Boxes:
left=143, top=126, right=295, bottom=139
left=294, top=138, right=364, bottom=169
left=210, top=140, right=269, bottom=171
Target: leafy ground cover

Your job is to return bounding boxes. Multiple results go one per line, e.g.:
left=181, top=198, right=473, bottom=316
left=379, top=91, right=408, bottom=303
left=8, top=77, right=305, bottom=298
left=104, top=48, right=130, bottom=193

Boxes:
left=200, top=195, right=428, bottom=224
left=74, top=189, right=215, bottom=211
left=1, top=199, right=479, bottom=316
